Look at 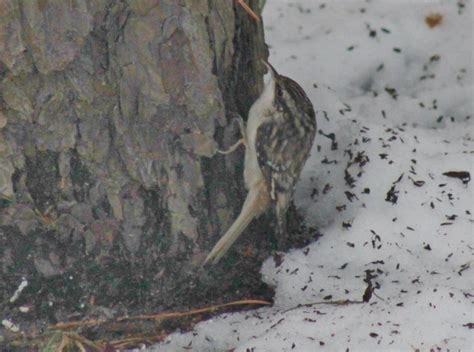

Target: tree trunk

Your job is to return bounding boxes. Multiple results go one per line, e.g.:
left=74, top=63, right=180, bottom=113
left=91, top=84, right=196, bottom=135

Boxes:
left=0, top=0, right=281, bottom=343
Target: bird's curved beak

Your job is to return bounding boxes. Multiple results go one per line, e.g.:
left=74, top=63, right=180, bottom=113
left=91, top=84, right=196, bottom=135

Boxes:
left=262, top=59, right=278, bottom=78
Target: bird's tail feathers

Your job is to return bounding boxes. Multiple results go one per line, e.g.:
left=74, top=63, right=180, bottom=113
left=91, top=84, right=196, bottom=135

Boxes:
left=276, top=191, right=290, bottom=236
left=204, top=181, right=269, bottom=266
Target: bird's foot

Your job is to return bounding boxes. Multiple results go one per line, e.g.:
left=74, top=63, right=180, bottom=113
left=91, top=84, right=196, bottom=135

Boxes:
left=217, top=138, right=245, bottom=154
left=216, top=114, right=247, bottom=155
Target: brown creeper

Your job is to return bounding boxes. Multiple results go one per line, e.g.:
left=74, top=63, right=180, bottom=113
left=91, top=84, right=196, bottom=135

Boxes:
left=204, top=61, right=316, bottom=265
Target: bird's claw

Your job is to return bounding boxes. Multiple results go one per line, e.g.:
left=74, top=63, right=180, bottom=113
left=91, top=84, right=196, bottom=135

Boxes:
left=217, top=138, right=245, bottom=154
left=216, top=114, right=247, bottom=155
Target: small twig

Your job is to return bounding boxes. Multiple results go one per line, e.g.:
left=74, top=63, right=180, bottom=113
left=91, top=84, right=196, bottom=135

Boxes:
left=50, top=299, right=271, bottom=330
left=74, top=340, right=87, bottom=352
left=118, top=299, right=272, bottom=322
left=51, top=319, right=107, bottom=330
left=66, top=332, right=104, bottom=351
left=56, top=334, right=69, bottom=352
left=373, top=291, right=386, bottom=301
left=236, top=0, right=261, bottom=22
left=46, top=300, right=271, bottom=350
left=282, top=299, right=364, bottom=314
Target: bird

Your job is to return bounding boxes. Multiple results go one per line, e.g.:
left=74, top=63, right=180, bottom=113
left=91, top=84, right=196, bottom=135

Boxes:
left=204, top=60, right=316, bottom=265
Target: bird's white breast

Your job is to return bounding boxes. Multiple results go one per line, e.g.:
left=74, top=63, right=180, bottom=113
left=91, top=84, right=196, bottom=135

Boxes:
left=244, top=76, right=275, bottom=190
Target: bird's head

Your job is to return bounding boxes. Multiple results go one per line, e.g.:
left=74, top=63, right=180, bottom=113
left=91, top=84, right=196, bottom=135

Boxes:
left=261, top=60, right=315, bottom=120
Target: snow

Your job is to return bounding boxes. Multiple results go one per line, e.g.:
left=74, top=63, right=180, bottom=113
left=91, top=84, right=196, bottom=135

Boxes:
left=146, top=1, right=473, bottom=351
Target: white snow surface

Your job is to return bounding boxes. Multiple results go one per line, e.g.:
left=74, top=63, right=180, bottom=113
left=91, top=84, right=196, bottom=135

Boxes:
left=147, top=1, right=473, bottom=351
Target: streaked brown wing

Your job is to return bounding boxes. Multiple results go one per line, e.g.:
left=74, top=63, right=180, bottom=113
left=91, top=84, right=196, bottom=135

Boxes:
left=255, top=117, right=314, bottom=201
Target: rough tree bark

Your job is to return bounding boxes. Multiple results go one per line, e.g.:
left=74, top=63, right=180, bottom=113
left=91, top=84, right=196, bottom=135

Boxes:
left=1, top=1, right=317, bottom=347
left=0, top=0, right=280, bottom=338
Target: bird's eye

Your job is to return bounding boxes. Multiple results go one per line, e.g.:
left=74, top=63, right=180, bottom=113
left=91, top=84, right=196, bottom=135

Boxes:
left=276, top=85, right=283, bottom=97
